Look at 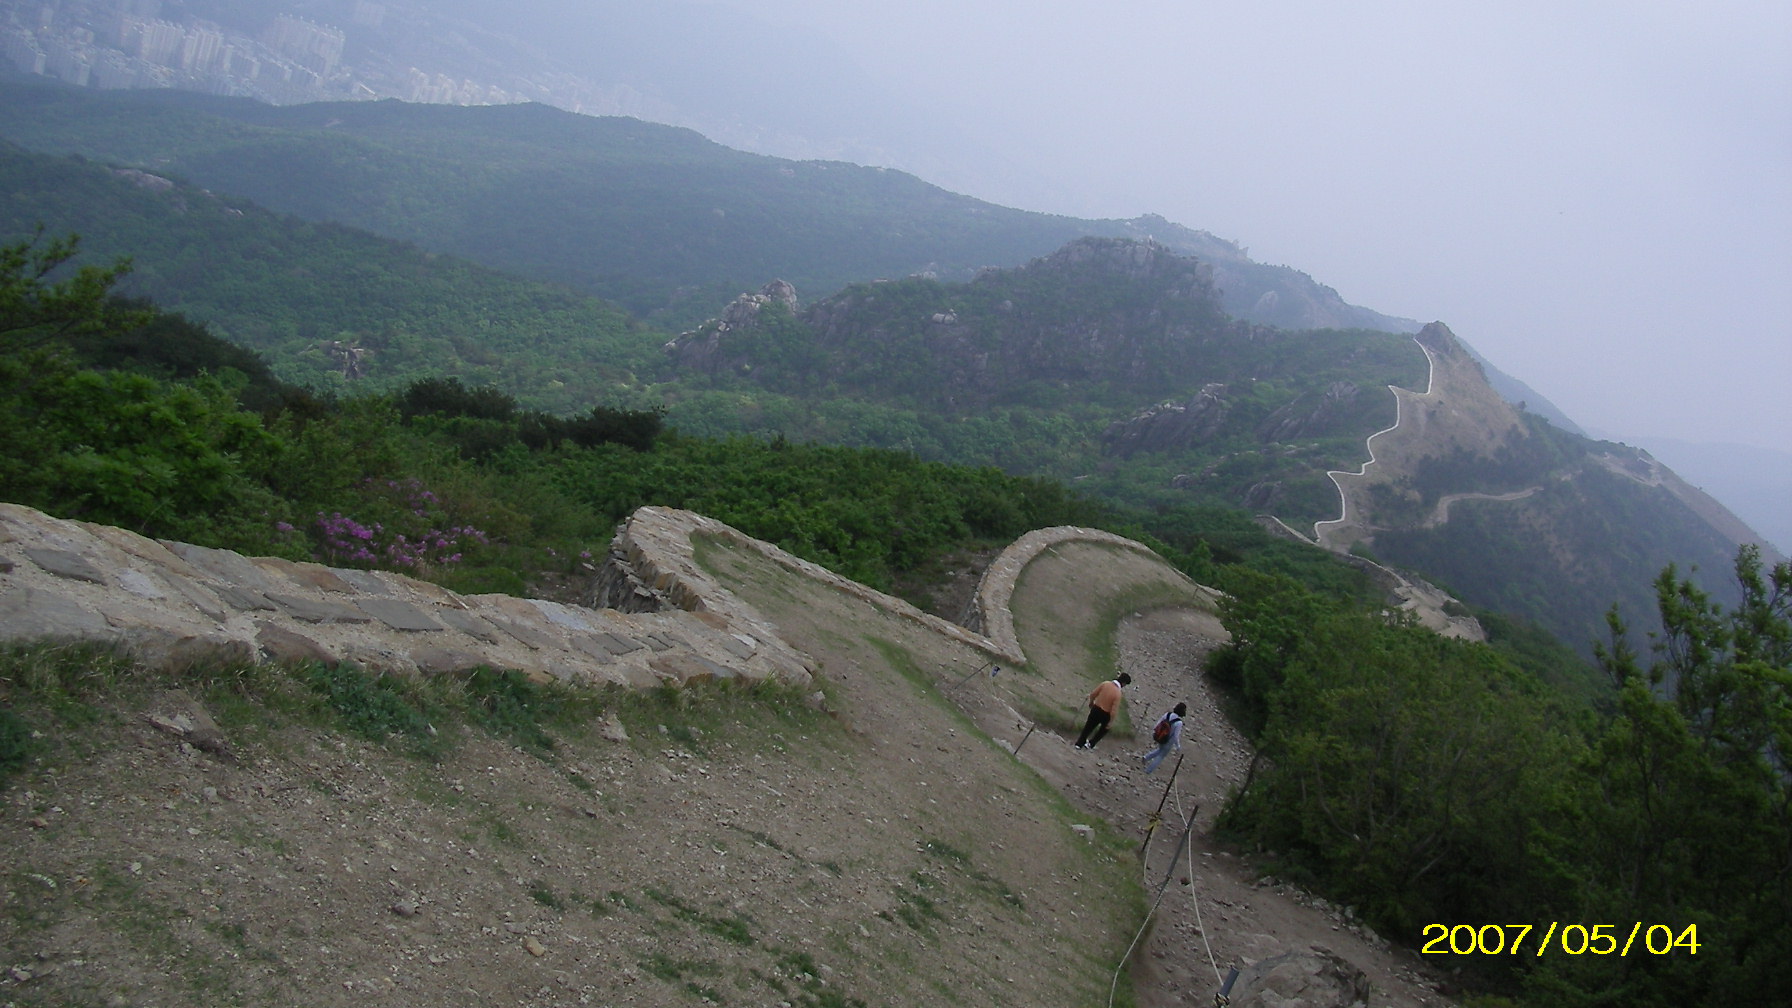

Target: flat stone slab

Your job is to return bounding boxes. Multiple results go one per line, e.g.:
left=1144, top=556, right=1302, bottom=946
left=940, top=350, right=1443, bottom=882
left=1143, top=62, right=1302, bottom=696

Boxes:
left=436, top=609, right=502, bottom=644
left=410, top=646, right=491, bottom=675
left=649, top=652, right=739, bottom=684
left=164, top=542, right=286, bottom=595
left=570, top=636, right=618, bottom=663
left=163, top=577, right=231, bottom=621
left=254, top=622, right=341, bottom=666
left=23, top=548, right=108, bottom=585
left=210, top=583, right=275, bottom=612
left=0, top=585, right=114, bottom=637
left=355, top=597, right=444, bottom=632
left=527, top=599, right=596, bottom=632
left=257, top=557, right=355, bottom=594
left=267, top=593, right=373, bottom=625
left=595, top=632, right=643, bottom=656
left=116, top=568, right=168, bottom=600
left=484, top=615, right=559, bottom=651
left=331, top=569, right=397, bottom=596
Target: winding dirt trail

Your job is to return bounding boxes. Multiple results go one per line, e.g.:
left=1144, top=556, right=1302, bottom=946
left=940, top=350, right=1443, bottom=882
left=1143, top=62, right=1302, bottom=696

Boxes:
left=1423, top=487, right=1541, bottom=528
left=954, top=538, right=1458, bottom=1007
left=1313, top=338, right=1439, bottom=551
left=1108, top=610, right=1452, bottom=1007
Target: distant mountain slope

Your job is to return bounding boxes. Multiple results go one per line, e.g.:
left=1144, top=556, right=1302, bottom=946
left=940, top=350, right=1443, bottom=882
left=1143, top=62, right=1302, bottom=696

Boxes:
left=0, top=73, right=1406, bottom=334
left=1312, top=323, right=1748, bottom=646
left=0, top=141, right=661, bottom=408
left=661, top=250, right=1753, bottom=652
left=660, top=238, right=1429, bottom=519
left=1458, top=342, right=1589, bottom=437
left=1626, top=437, right=1792, bottom=556
left=0, top=77, right=1765, bottom=652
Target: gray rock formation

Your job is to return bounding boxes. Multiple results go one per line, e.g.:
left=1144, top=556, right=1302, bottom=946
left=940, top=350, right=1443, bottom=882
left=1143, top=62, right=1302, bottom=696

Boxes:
left=1103, top=384, right=1232, bottom=457
left=1258, top=381, right=1362, bottom=441
left=664, top=279, right=799, bottom=373
left=0, top=502, right=815, bottom=688
left=1229, top=946, right=1371, bottom=1008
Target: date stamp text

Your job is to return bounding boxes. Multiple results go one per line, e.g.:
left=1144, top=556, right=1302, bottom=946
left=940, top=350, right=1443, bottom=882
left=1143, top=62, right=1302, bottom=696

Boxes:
left=1421, top=923, right=1699, bottom=957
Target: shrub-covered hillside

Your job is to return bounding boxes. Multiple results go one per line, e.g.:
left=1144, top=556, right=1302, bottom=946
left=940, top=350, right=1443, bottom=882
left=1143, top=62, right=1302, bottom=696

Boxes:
left=3, top=232, right=1788, bottom=1007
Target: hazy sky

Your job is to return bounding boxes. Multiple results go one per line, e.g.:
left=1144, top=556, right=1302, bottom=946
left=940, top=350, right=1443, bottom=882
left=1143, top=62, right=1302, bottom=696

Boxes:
left=695, top=0, right=1790, bottom=458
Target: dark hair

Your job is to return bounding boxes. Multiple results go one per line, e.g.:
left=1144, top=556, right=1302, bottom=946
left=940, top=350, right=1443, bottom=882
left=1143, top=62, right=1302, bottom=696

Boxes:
left=1116, top=672, right=1132, bottom=685
left=1173, top=702, right=1187, bottom=716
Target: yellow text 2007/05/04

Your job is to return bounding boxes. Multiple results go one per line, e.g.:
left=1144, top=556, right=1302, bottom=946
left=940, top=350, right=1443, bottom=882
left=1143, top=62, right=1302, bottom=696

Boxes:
left=1420, top=922, right=1700, bottom=957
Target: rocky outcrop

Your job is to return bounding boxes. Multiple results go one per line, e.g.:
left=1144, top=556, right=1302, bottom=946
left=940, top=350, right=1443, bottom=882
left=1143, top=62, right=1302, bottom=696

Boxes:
left=1038, top=234, right=1214, bottom=288
left=663, top=279, right=798, bottom=373
left=0, top=501, right=1190, bottom=688
left=0, top=502, right=815, bottom=688
left=1103, top=384, right=1232, bottom=456
left=1257, top=380, right=1363, bottom=441
left=785, top=237, right=1252, bottom=409
left=1229, top=947, right=1372, bottom=1008
left=110, top=167, right=175, bottom=192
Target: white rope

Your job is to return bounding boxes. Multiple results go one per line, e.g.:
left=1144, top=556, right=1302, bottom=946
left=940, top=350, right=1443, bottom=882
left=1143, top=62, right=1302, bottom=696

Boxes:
left=1106, top=783, right=1230, bottom=1007
left=1170, top=787, right=1226, bottom=984
left=1107, top=807, right=1191, bottom=1007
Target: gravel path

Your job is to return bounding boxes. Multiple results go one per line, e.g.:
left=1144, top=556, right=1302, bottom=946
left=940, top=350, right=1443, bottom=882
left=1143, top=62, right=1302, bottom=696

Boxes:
left=1096, top=609, right=1456, bottom=1007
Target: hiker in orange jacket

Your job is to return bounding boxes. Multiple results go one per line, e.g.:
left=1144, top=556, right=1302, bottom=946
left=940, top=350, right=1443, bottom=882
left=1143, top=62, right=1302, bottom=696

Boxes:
left=1074, top=672, right=1130, bottom=749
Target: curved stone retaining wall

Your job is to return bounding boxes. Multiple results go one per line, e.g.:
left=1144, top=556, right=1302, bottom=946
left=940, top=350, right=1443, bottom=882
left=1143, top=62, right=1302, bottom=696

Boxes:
left=603, top=507, right=1022, bottom=665
left=964, top=525, right=1199, bottom=660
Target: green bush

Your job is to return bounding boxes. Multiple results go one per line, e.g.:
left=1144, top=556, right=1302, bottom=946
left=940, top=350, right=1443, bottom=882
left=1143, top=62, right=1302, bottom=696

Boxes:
left=302, top=663, right=444, bottom=757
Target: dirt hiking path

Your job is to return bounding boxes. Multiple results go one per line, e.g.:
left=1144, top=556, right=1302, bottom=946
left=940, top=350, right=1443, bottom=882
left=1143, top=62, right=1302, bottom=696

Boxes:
left=915, top=537, right=1459, bottom=1007
left=0, top=520, right=1457, bottom=1007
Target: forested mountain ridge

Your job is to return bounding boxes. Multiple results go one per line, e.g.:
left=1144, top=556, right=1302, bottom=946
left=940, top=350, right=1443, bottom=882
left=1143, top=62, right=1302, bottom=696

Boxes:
left=0, top=72, right=1413, bottom=334
left=4, top=58, right=1790, bottom=1008
left=0, top=71, right=1770, bottom=649
left=654, top=238, right=1759, bottom=650
left=0, top=140, right=665, bottom=409
left=659, top=237, right=1427, bottom=517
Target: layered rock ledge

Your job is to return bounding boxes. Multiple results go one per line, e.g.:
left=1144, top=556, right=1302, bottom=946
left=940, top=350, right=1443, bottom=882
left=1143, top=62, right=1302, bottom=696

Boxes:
left=0, top=503, right=812, bottom=687
left=0, top=501, right=1184, bottom=688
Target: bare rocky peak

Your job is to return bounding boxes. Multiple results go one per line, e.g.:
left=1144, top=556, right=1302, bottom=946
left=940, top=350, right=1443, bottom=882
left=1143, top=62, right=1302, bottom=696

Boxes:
left=1103, top=384, right=1234, bottom=457
left=1029, top=235, right=1215, bottom=295
left=1257, top=381, right=1364, bottom=442
left=663, top=279, right=798, bottom=372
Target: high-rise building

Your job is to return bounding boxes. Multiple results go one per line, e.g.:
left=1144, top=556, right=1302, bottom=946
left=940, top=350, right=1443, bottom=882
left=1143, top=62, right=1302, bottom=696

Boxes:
left=180, top=25, right=224, bottom=73
left=262, top=15, right=344, bottom=78
left=1, top=27, right=47, bottom=75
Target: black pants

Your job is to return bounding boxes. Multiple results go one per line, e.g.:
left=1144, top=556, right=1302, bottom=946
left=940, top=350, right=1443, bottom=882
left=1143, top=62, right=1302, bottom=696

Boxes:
left=1075, top=707, right=1111, bottom=747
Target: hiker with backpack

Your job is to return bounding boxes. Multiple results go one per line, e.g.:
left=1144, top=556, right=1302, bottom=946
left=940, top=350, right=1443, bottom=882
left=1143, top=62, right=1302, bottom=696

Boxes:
left=1141, top=702, right=1187, bottom=773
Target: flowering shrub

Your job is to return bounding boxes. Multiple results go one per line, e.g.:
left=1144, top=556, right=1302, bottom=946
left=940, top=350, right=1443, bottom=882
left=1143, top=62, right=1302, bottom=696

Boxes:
left=309, top=478, right=489, bottom=571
